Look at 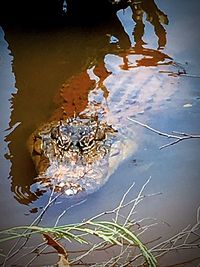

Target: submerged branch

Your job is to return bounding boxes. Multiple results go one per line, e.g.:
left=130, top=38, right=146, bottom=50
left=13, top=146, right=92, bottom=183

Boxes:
left=128, top=118, right=200, bottom=149
left=0, top=178, right=158, bottom=267
left=0, top=179, right=199, bottom=267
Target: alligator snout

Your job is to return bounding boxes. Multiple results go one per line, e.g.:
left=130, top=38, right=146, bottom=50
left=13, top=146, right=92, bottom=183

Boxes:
left=28, top=116, right=117, bottom=196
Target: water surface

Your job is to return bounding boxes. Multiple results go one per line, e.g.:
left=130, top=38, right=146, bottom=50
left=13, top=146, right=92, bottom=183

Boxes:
left=0, top=0, right=200, bottom=266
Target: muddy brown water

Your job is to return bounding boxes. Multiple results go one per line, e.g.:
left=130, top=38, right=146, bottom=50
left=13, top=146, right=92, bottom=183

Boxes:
left=0, top=0, right=200, bottom=266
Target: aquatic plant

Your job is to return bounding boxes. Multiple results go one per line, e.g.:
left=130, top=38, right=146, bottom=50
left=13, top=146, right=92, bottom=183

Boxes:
left=0, top=178, right=199, bottom=266
left=0, top=178, right=158, bottom=266
left=0, top=221, right=156, bottom=266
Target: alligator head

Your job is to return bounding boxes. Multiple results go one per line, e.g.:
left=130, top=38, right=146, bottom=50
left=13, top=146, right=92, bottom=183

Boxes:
left=28, top=116, right=118, bottom=196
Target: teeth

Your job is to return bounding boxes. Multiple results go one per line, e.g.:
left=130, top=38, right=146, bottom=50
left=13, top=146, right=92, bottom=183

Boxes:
left=73, top=188, right=78, bottom=194
left=65, top=189, right=74, bottom=196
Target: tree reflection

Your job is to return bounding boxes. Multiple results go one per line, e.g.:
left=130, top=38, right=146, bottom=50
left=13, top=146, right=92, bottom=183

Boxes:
left=131, top=0, right=168, bottom=50
left=4, top=0, right=173, bottom=208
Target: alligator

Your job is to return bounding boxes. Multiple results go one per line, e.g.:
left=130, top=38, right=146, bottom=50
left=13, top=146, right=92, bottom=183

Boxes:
left=28, top=48, right=179, bottom=198
left=28, top=116, right=119, bottom=196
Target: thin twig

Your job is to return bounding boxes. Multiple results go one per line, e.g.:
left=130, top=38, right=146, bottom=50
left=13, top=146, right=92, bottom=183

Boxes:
left=122, top=205, right=200, bottom=266
left=54, top=198, right=87, bottom=227
left=124, top=177, right=151, bottom=226
left=128, top=118, right=200, bottom=149
left=115, top=182, right=135, bottom=223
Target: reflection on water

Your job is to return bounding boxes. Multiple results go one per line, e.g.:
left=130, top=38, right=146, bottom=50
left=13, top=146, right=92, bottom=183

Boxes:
left=130, top=0, right=169, bottom=49
left=0, top=27, right=17, bottom=209
left=1, top=0, right=200, bottom=266
left=3, top=0, right=180, bottom=207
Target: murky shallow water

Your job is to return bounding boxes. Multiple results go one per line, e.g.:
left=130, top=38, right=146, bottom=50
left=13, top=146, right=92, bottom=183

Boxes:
left=0, top=0, right=200, bottom=266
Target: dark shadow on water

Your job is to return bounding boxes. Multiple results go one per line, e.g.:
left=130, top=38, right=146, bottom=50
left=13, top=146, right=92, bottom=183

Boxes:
left=3, top=0, right=172, bottom=208
left=0, top=0, right=128, bottom=27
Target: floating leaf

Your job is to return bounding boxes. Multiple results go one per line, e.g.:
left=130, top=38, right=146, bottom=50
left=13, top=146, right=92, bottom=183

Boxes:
left=43, top=233, right=70, bottom=267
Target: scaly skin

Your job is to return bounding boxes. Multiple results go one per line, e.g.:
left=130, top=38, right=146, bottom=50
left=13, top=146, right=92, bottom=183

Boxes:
left=28, top=116, right=117, bottom=196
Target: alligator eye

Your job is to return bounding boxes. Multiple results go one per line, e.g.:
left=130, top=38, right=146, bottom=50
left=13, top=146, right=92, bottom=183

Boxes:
left=51, top=127, right=59, bottom=139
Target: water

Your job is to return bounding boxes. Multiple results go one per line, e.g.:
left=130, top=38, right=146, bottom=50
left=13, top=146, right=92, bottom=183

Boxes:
left=0, top=0, right=200, bottom=266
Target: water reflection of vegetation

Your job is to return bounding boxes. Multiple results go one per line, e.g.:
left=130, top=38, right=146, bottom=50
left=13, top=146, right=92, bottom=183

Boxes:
left=5, top=0, right=173, bottom=206
left=130, top=0, right=169, bottom=49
